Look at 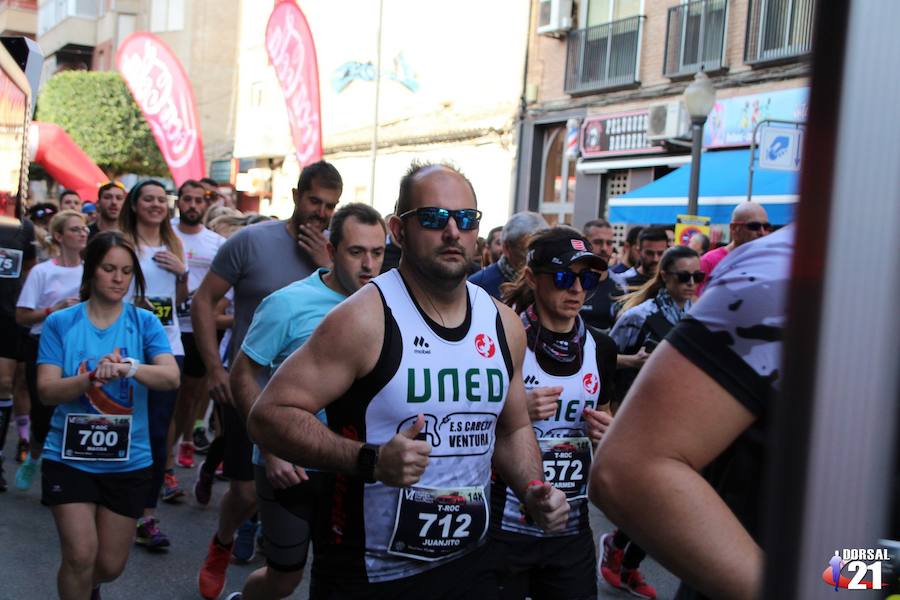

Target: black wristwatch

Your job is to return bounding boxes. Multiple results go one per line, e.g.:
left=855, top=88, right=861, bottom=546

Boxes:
left=357, top=443, right=380, bottom=483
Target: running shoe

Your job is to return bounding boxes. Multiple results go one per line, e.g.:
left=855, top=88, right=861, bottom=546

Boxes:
left=194, top=461, right=215, bottom=505
left=15, top=438, right=28, bottom=463
left=225, top=593, right=242, bottom=600
left=177, top=441, right=195, bottom=468
left=231, top=519, right=257, bottom=564
left=598, top=531, right=625, bottom=589
left=193, top=426, right=211, bottom=454
left=136, top=516, right=170, bottom=550
left=621, top=568, right=657, bottom=599
left=0, top=459, right=7, bottom=492
left=15, top=456, right=39, bottom=491
left=199, top=535, right=233, bottom=600
left=161, top=469, right=185, bottom=502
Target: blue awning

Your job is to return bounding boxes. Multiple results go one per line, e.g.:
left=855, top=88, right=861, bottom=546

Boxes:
left=608, top=149, right=798, bottom=224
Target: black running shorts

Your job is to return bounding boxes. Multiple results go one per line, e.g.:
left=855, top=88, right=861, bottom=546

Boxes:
left=254, top=465, right=322, bottom=572
left=490, top=528, right=598, bottom=600
left=0, top=315, right=25, bottom=361
left=309, top=542, right=498, bottom=600
left=41, top=459, right=153, bottom=519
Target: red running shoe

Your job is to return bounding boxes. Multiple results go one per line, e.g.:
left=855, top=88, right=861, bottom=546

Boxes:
left=598, top=531, right=625, bottom=589
left=177, top=441, right=195, bottom=468
left=621, top=568, right=657, bottom=599
left=199, top=535, right=233, bottom=600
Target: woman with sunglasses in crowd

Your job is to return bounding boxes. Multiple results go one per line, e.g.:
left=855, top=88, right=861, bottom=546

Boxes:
left=119, top=180, right=188, bottom=549
left=596, top=244, right=702, bottom=599
left=37, top=231, right=178, bottom=600
left=14, top=210, right=88, bottom=490
left=490, top=226, right=617, bottom=600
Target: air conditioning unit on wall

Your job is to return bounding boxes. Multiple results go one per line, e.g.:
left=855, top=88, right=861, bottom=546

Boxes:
left=647, top=102, right=691, bottom=141
left=537, top=0, right=573, bottom=36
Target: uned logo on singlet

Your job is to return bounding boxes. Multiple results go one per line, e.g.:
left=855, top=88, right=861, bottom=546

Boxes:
left=474, top=333, right=496, bottom=358
left=406, top=367, right=504, bottom=403
left=583, top=373, right=599, bottom=395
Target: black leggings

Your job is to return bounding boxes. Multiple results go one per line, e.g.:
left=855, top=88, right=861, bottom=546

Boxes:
left=200, top=402, right=226, bottom=475
left=23, top=335, right=54, bottom=448
left=613, top=529, right=647, bottom=570
left=145, top=356, right=184, bottom=509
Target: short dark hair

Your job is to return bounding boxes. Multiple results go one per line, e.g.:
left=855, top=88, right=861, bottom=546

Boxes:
left=625, top=225, right=644, bottom=246
left=583, top=219, right=612, bottom=233
left=200, top=177, right=219, bottom=188
left=395, top=161, right=477, bottom=216
left=692, top=232, right=710, bottom=253
left=177, top=179, right=205, bottom=199
left=297, top=160, right=343, bottom=195
left=81, top=231, right=146, bottom=301
left=59, top=189, right=80, bottom=202
left=329, top=203, right=386, bottom=248
left=486, top=226, right=502, bottom=243
left=638, top=226, right=668, bottom=246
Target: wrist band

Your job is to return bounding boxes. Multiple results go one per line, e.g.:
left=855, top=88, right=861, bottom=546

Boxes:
left=527, top=479, right=544, bottom=489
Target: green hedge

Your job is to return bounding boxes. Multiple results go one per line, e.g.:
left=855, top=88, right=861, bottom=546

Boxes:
left=36, top=70, right=168, bottom=177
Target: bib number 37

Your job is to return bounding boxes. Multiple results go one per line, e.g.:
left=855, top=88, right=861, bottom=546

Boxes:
left=388, top=485, right=487, bottom=562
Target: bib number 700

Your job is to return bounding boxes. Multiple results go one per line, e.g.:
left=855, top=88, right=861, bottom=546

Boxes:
left=79, top=429, right=119, bottom=448
left=418, top=512, right=472, bottom=538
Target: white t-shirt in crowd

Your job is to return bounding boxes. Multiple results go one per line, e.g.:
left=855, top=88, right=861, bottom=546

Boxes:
left=127, top=244, right=184, bottom=356
left=16, top=259, right=83, bottom=335
left=173, top=225, right=225, bottom=333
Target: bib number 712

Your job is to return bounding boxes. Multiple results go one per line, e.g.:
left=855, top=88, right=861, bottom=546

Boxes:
left=418, top=512, right=471, bottom=538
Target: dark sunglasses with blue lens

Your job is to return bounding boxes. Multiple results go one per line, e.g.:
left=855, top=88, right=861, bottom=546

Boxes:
left=538, top=269, right=601, bottom=291
left=399, top=207, right=482, bottom=231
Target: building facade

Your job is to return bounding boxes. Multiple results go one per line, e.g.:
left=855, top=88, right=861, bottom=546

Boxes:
left=36, top=0, right=240, bottom=174
left=231, top=0, right=529, bottom=228
left=0, top=0, right=36, bottom=37
left=516, top=0, right=814, bottom=231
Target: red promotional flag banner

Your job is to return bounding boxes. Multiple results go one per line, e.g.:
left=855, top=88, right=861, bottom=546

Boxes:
left=115, top=33, right=205, bottom=186
left=266, top=0, right=323, bottom=166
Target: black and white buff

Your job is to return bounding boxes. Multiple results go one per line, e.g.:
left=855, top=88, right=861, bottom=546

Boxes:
left=521, top=304, right=585, bottom=364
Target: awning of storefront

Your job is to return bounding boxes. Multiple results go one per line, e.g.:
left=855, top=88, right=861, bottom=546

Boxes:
left=608, top=149, right=798, bottom=224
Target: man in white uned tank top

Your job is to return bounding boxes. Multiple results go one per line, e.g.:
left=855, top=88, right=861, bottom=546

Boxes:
left=249, top=163, right=570, bottom=599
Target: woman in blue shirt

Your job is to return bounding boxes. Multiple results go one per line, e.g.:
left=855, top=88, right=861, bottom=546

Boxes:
left=37, top=231, right=180, bottom=600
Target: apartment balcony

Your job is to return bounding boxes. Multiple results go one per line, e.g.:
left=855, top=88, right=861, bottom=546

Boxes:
left=564, top=15, right=644, bottom=95
left=0, top=0, right=37, bottom=36
left=745, top=0, right=816, bottom=65
left=664, top=0, right=727, bottom=78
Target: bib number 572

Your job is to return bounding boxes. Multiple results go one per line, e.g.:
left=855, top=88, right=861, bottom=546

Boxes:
left=543, top=458, right=583, bottom=482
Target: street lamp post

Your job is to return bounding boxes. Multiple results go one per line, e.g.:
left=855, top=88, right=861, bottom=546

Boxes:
left=683, top=71, right=717, bottom=216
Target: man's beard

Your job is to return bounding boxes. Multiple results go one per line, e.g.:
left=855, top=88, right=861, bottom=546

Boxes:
left=100, top=208, right=119, bottom=222
left=294, top=212, right=326, bottom=232
left=180, top=210, right=203, bottom=226
left=407, top=244, right=470, bottom=289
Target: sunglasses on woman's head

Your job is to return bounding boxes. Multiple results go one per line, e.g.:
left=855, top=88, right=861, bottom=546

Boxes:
left=668, top=270, right=706, bottom=284
left=399, top=207, right=482, bottom=231
left=539, top=269, right=601, bottom=291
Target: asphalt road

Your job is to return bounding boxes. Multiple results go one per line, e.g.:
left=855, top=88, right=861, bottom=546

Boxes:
left=0, top=435, right=680, bottom=599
